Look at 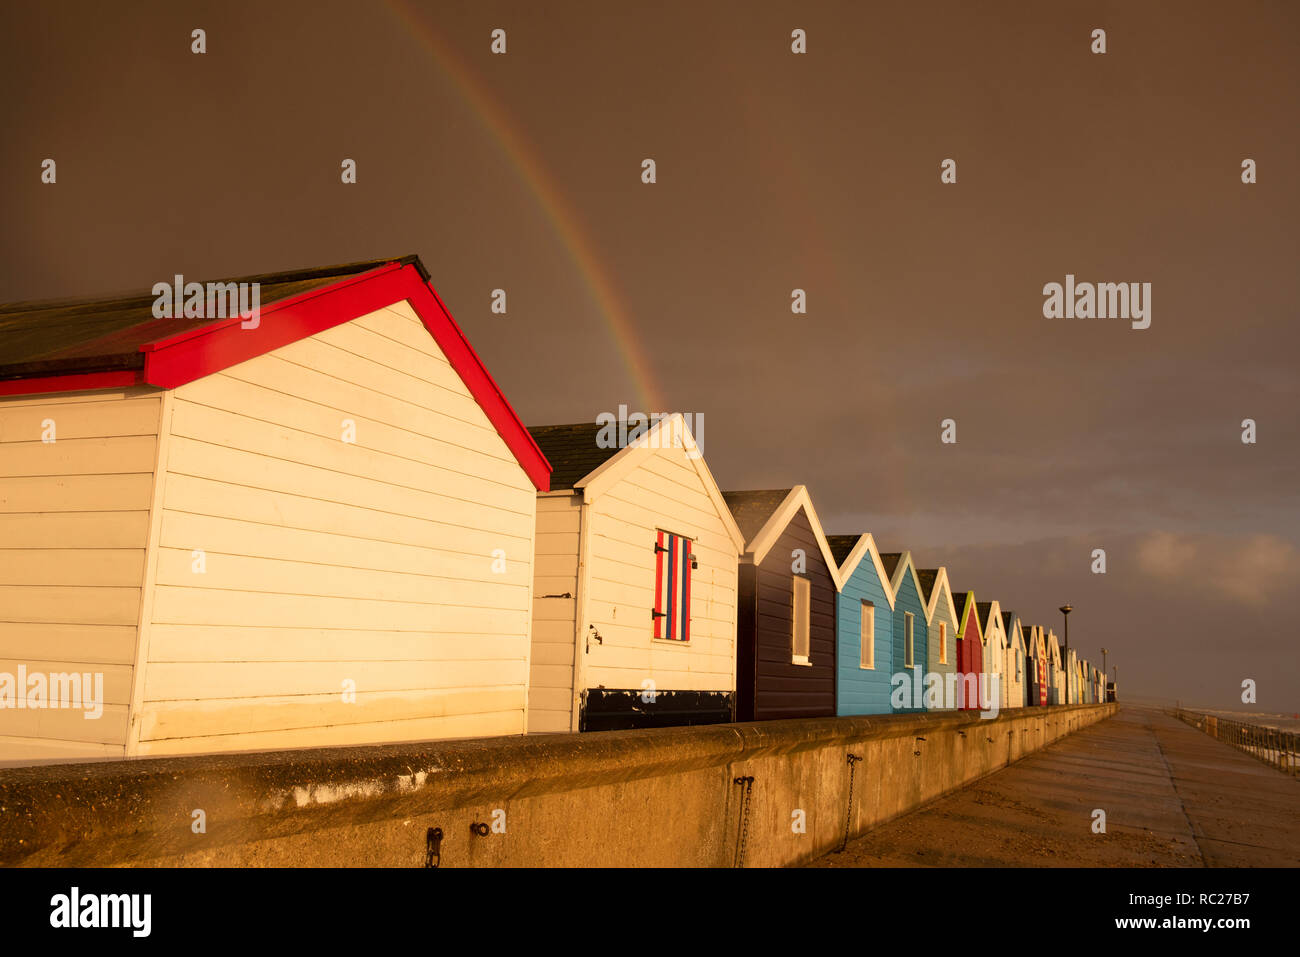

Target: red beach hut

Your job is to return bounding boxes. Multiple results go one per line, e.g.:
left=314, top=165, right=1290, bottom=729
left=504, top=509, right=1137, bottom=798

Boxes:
left=951, top=588, right=983, bottom=710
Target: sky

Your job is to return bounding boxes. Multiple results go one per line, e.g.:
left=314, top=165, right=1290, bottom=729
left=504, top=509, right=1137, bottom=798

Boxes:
left=1, top=1, right=1296, bottom=711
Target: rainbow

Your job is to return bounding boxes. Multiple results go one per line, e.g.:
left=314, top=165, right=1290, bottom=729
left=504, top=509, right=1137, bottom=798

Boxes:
left=385, top=0, right=663, bottom=412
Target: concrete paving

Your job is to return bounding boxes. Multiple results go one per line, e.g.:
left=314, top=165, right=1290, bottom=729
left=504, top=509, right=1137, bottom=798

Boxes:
left=809, top=706, right=1300, bottom=867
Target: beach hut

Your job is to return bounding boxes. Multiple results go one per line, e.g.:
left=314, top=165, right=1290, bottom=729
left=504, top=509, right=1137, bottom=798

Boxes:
left=527, top=415, right=744, bottom=732
left=1024, top=625, right=1048, bottom=706
left=1001, top=611, right=1026, bottom=708
left=917, top=567, right=958, bottom=711
left=827, top=533, right=895, bottom=716
left=1045, top=630, right=1062, bottom=704
left=1021, top=625, right=1036, bottom=705
left=977, top=601, right=1006, bottom=709
left=951, top=588, right=983, bottom=710
left=0, top=255, right=552, bottom=762
left=878, top=552, right=930, bottom=713
left=723, top=487, right=840, bottom=721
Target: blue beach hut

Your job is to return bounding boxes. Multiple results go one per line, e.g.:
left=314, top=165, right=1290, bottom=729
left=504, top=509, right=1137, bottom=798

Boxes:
left=879, top=551, right=929, bottom=713
left=827, top=533, right=896, bottom=716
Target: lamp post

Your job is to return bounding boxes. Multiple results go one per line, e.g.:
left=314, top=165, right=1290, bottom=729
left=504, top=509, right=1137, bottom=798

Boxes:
left=1059, top=604, right=1072, bottom=704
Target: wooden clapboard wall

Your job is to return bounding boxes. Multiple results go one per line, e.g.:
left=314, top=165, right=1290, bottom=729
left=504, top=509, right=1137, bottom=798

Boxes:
left=920, top=569, right=958, bottom=711
left=830, top=536, right=895, bottom=718
left=0, top=389, right=161, bottom=763
left=741, top=507, right=837, bottom=722
left=1002, top=612, right=1026, bottom=709
left=528, top=492, right=580, bottom=733
left=581, top=442, right=738, bottom=701
left=978, top=603, right=1006, bottom=710
left=133, top=299, right=538, bottom=755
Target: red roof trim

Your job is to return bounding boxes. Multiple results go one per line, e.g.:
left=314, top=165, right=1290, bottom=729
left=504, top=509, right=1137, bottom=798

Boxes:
left=138, top=265, right=412, bottom=388
left=139, top=260, right=406, bottom=352
left=0, top=370, right=144, bottom=398
left=405, top=279, right=552, bottom=493
left=3, top=261, right=552, bottom=491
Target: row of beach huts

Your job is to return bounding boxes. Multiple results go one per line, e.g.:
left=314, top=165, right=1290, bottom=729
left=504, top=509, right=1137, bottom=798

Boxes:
left=0, top=256, right=1112, bottom=763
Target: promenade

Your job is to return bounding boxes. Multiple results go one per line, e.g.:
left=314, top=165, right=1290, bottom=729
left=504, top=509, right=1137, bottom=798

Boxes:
left=811, top=706, right=1300, bottom=867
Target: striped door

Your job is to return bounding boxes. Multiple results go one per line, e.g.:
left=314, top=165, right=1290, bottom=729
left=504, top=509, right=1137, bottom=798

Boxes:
left=653, top=531, right=692, bottom=641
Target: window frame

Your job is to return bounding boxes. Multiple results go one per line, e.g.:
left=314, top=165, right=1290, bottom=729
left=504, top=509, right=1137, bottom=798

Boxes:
left=904, top=612, right=915, bottom=669
left=859, top=600, right=875, bottom=669
left=791, top=575, right=811, bottom=665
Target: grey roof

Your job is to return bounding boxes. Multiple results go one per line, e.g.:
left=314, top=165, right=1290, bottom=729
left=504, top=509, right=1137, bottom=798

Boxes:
left=824, top=534, right=861, bottom=567
left=721, top=489, right=794, bottom=545
left=1003, top=612, right=1025, bottom=646
left=916, top=568, right=940, bottom=604
left=0, top=255, right=419, bottom=381
left=526, top=422, right=623, bottom=490
left=878, top=552, right=902, bottom=578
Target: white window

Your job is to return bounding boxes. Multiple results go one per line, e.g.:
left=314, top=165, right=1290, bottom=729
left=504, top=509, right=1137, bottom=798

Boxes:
left=904, top=612, right=914, bottom=668
left=792, top=577, right=811, bottom=664
left=938, top=621, right=947, bottom=665
left=860, top=601, right=874, bottom=669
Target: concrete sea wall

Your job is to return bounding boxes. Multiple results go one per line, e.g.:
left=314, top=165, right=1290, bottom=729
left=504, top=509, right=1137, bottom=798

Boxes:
left=0, top=703, right=1117, bottom=867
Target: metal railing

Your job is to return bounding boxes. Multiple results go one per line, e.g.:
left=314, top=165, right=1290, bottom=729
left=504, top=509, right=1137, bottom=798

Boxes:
left=1170, top=708, right=1298, bottom=778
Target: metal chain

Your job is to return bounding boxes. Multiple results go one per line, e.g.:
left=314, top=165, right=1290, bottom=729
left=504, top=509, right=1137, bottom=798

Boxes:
left=836, top=753, right=862, bottom=853
left=733, top=775, right=755, bottom=868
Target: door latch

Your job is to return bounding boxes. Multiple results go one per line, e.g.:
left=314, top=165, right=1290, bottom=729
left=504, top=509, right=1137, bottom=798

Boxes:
left=425, top=826, right=443, bottom=868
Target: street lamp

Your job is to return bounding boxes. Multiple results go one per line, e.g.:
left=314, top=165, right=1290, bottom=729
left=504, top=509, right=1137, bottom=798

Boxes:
left=1059, top=604, right=1072, bottom=704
